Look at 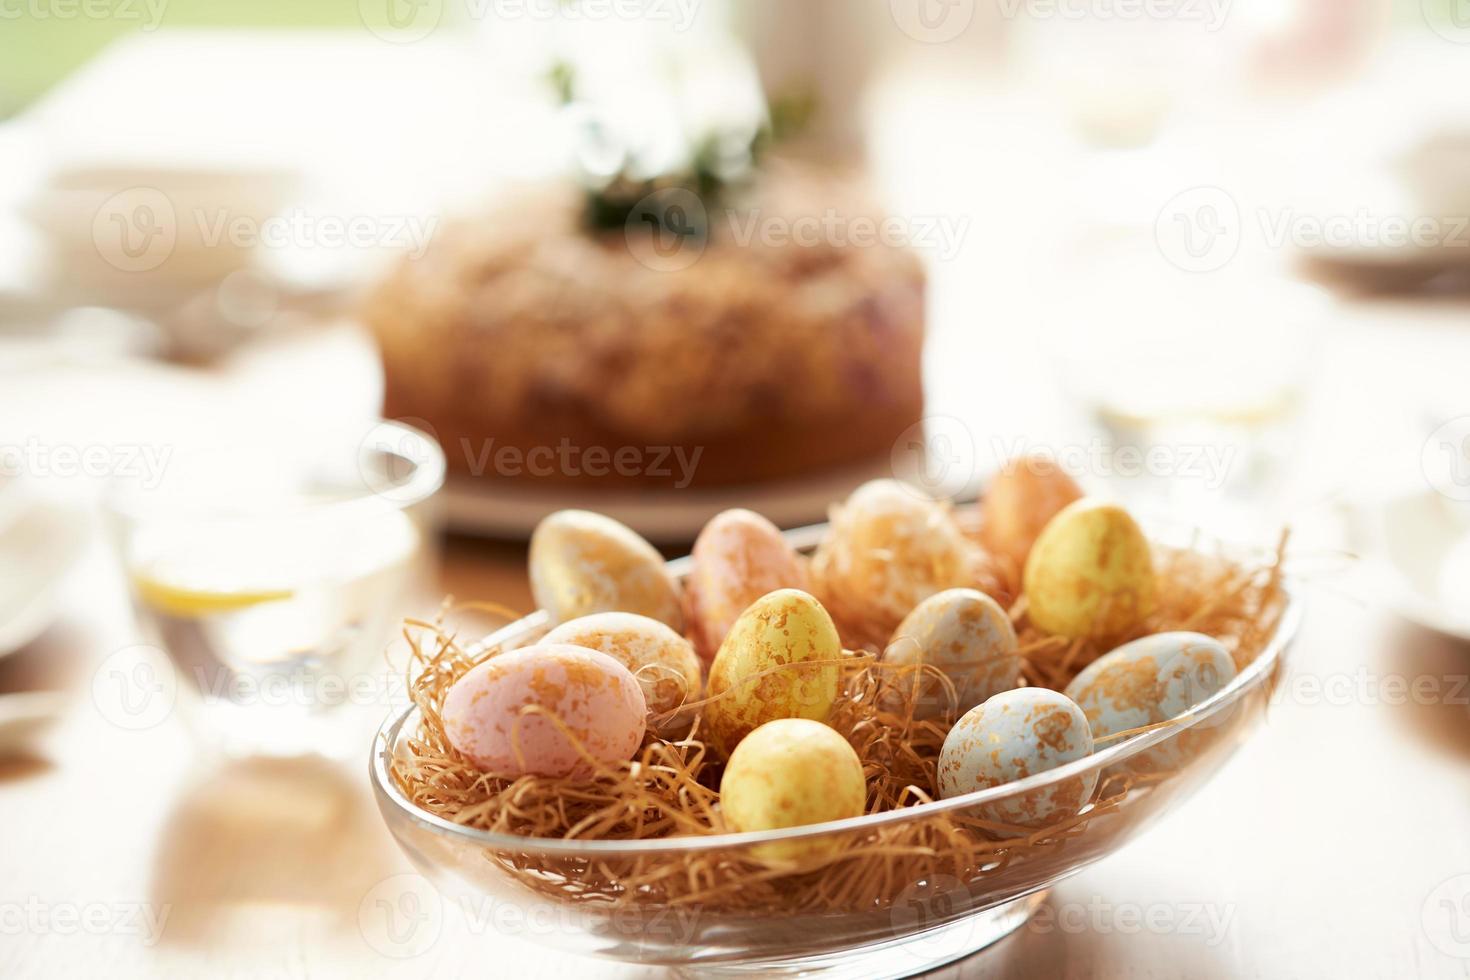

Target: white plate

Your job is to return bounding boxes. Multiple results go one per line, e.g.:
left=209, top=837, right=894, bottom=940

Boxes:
left=1356, top=488, right=1470, bottom=642
left=0, top=499, right=89, bottom=657
left=441, top=459, right=983, bottom=544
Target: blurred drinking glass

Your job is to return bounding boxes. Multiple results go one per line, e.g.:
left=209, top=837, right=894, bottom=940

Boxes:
left=104, top=421, right=444, bottom=757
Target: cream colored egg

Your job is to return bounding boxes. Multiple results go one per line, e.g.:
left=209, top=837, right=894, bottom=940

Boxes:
left=937, top=687, right=1098, bottom=829
left=1023, top=499, right=1155, bottom=641
left=529, top=510, right=682, bottom=630
left=542, top=612, right=703, bottom=737
left=979, top=457, right=1084, bottom=572
left=720, top=718, right=866, bottom=864
left=813, top=479, right=977, bottom=639
left=687, top=509, right=809, bottom=662
left=705, top=589, right=841, bottom=757
left=883, top=588, right=1020, bottom=720
left=442, top=644, right=646, bottom=777
left=1063, top=631, right=1236, bottom=773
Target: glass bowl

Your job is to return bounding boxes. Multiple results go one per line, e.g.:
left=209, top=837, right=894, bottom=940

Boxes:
left=370, top=522, right=1301, bottom=978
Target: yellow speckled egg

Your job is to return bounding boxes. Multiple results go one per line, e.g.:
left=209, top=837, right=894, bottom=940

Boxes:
left=529, top=510, right=682, bottom=630
left=937, top=687, right=1098, bottom=828
left=687, top=509, right=809, bottom=662
left=1022, top=499, right=1155, bottom=641
left=979, top=456, right=1083, bottom=572
left=1063, top=631, right=1236, bottom=772
left=705, top=589, right=841, bottom=756
left=442, top=644, right=646, bottom=777
left=814, top=479, right=977, bottom=638
left=720, top=718, right=866, bottom=864
left=884, top=588, right=1020, bottom=720
left=542, top=612, right=702, bottom=737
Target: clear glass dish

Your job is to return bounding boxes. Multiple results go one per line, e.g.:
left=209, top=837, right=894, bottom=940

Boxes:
left=370, top=523, right=1301, bottom=978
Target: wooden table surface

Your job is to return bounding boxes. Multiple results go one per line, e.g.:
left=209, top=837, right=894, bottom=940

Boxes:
left=3, top=304, right=1470, bottom=980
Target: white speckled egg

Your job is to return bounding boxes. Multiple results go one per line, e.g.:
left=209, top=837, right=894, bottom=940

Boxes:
left=813, top=479, right=977, bottom=638
left=542, top=612, right=702, bottom=736
left=884, top=588, right=1020, bottom=720
left=1063, top=631, right=1236, bottom=772
left=937, top=687, right=1097, bottom=829
left=529, top=510, right=683, bottom=630
left=442, top=644, right=646, bottom=777
left=687, top=509, right=809, bottom=662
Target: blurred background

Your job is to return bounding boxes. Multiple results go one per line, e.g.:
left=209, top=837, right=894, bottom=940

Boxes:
left=3, top=1, right=1470, bottom=977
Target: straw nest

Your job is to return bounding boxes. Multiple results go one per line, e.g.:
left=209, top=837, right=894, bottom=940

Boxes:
left=387, top=511, right=1289, bottom=916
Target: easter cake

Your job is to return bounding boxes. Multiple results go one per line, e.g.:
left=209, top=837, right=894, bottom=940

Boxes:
left=364, top=165, right=926, bottom=490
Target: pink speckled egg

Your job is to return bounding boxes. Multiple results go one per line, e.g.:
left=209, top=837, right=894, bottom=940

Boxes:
left=687, top=509, right=809, bottom=661
left=442, top=644, right=647, bottom=777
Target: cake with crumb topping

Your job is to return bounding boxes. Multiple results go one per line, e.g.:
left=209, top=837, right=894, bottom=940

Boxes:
left=364, top=165, right=925, bottom=489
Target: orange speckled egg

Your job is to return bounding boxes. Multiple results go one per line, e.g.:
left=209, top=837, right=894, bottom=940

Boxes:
left=1022, top=499, right=1155, bottom=641
left=937, top=687, right=1097, bottom=828
left=813, top=479, right=977, bottom=638
left=884, top=588, right=1020, bottom=720
left=979, top=456, right=1083, bottom=572
left=542, top=612, right=703, bottom=737
left=1063, top=631, right=1236, bottom=772
left=442, top=644, right=646, bottom=777
left=687, top=509, right=809, bottom=662
left=529, top=510, right=682, bottom=630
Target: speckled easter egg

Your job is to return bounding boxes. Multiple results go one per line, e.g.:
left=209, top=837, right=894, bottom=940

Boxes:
left=883, top=588, right=1021, bottom=720
left=1064, top=631, right=1236, bottom=772
left=542, top=612, right=703, bottom=737
left=937, top=687, right=1098, bottom=829
left=442, top=644, right=646, bottom=777
left=720, top=718, right=866, bottom=864
left=529, top=510, right=682, bottom=630
left=705, top=589, right=842, bottom=756
left=687, top=509, right=809, bottom=662
left=1022, top=499, right=1155, bottom=641
left=813, top=479, right=977, bottom=639
left=979, top=457, right=1084, bottom=572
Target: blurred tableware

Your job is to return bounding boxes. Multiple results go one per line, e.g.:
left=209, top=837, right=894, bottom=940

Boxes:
left=1354, top=487, right=1470, bottom=643
left=0, top=692, right=67, bottom=757
left=104, top=421, right=444, bottom=757
left=23, top=163, right=301, bottom=298
left=0, top=496, right=89, bottom=657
